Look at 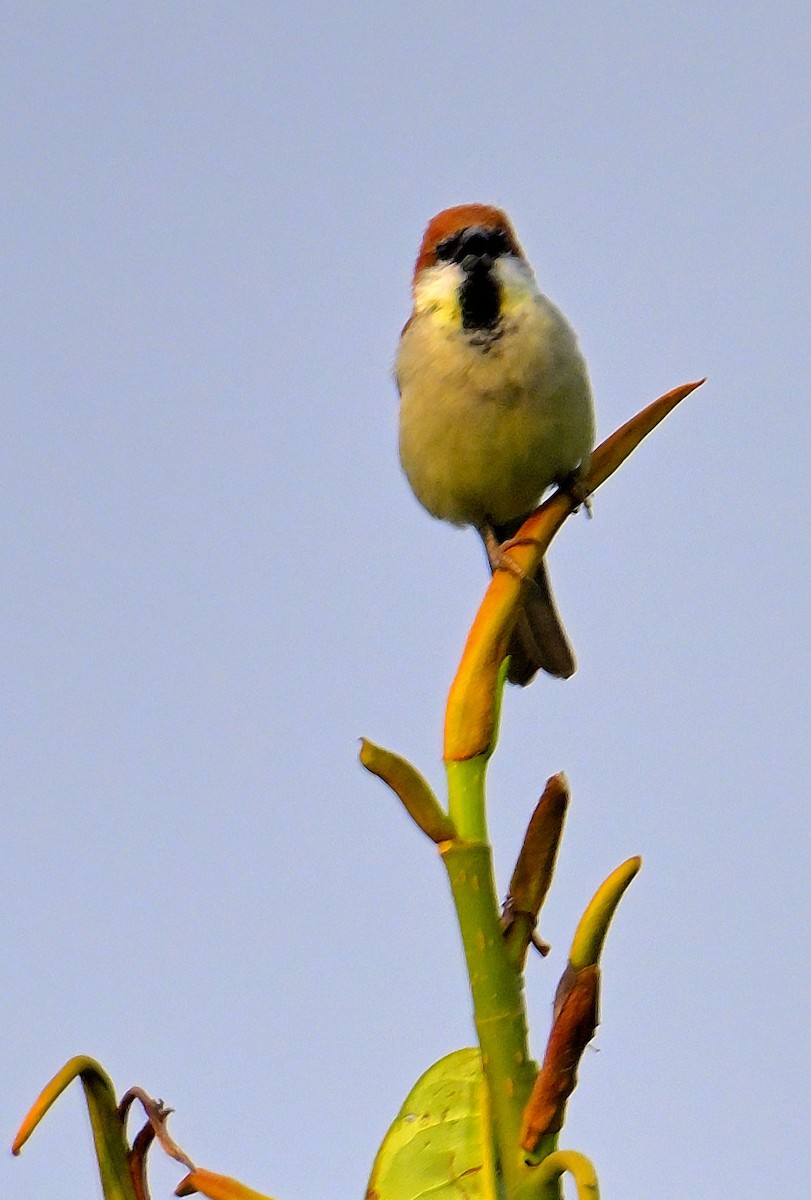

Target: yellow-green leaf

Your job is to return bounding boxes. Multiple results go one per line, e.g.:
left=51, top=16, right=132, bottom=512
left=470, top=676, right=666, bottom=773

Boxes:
left=366, top=1049, right=498, bottom=1200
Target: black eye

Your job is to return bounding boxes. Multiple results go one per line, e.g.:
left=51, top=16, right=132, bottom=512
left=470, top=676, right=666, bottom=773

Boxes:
left=435, top=227, right=511, bottom=265
left=435, top=233, right=464, bottom=263
left=487, top=229, right=510, bottom=256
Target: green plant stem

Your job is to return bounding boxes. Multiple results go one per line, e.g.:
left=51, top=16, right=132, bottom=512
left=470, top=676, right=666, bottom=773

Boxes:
left=446, top=758, right=488, bottom=841
left=443, top=756, right=552, bottom=1197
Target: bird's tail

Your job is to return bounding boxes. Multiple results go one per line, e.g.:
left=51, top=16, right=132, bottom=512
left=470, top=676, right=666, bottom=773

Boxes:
left=487, top=520, right=576, bottom=686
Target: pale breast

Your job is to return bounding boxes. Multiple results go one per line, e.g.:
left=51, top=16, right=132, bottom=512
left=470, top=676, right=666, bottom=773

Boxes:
left=397, top=295, right=594, bottom=527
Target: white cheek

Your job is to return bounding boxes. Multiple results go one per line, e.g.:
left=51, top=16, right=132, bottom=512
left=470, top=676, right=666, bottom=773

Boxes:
left=413, top=263, right=464, bottom=315
left=494, top=254, right=538, bottom=297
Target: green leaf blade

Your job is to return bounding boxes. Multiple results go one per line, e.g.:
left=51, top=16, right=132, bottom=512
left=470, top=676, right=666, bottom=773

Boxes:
left=366, top=1049, right=500, bottom=1200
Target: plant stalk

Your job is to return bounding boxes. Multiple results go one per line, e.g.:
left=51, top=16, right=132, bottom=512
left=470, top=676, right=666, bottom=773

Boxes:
left=443, top=757, right=554, bottom=1197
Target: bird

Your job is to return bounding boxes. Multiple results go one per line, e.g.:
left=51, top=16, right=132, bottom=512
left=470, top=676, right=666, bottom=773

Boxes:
left=396, top=204, right=595, bottom=685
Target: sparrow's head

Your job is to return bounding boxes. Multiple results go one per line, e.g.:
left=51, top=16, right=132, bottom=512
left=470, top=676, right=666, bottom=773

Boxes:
left=410, top=204, right=535, bottom=333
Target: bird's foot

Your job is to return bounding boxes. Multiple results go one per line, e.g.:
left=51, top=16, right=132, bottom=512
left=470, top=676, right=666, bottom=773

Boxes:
left=559, top=469, right=593, bottom=517
left=482, top=525, right=534, bottom=581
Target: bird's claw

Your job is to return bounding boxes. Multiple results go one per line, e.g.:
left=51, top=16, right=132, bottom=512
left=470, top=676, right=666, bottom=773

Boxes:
left=559, top=470, right=593, bottom=517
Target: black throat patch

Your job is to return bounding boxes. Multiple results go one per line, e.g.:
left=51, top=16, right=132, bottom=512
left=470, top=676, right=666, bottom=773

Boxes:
left=460, top=264, right=502, bottom=333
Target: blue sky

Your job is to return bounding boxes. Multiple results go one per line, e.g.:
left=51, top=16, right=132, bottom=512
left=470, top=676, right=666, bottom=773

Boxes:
left=2, top=6, right=809, bottom=1199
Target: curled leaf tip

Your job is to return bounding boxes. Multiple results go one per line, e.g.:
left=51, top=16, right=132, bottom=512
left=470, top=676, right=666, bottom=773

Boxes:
left=530, top=1149, right=600, bottom=1199
left=569, top=856, right=641, bottom=971
left=12, top=1055, right=117, bottom=1156
left=12, top=1056, right=137, bottom=1200
left=120, top=1086, right=195, bottom=1171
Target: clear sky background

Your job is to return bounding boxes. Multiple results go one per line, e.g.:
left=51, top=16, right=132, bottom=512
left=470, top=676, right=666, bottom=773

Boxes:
left=2, top=5, right=809, bottom=1199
